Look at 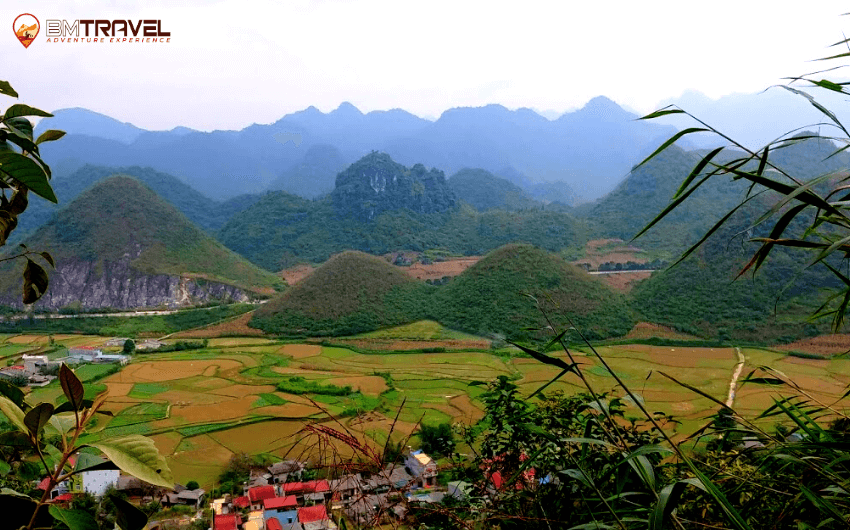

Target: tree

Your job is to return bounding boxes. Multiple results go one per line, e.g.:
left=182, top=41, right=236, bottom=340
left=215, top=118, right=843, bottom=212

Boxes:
left=0, top=79, right=63, bottom=304
left=418, top=422, right=455, bottom=457
left=123, top=339, right=136, bottom=354
left=185, top=480, right=200, bottom=491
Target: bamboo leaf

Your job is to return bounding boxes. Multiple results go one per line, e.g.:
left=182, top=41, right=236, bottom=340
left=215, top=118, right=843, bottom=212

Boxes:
left=634, top=128, right=710, bottom=171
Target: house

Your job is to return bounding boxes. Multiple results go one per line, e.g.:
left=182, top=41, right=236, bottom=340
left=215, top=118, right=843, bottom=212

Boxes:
left=264, top=495, right=298, bottom=526
left=0, top=365, right=32, bottom=382
left=282, top=480, right=330, bottom=503
left=68, top=347, right=129, bottom=365
left=404, top=450, right=437, bottom=487
left=297, top=505, right=334, bottom=530
left=65, top=455, right=119, bottom=497
left=164, top=488, right=206, bottom=509
left=329, top=474, right=362, bottom=505
left=232, top=496, right=251, bottom=509
left=21, top=354, right=48, bottom=373
left=248, top=485, right=277, bottom=510
left=214, top=513, right=242, bottom=530
left=268, top=460, right=304, bottom=484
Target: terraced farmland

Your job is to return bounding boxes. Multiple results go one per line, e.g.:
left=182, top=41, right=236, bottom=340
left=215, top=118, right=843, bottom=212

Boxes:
left=9, top=325, right=850, bottom=488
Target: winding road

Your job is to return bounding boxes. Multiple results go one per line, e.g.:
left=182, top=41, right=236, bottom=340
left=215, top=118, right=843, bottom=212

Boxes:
left=726, top=347, right=746, bottom=408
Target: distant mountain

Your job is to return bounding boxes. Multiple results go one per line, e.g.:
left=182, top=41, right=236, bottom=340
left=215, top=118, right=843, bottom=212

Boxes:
left=331, top=152, right=456, bottom=221
left=217, top=153, right=590, bottom=270
left=267, top=144, right=351, bottom=198
left=656, top=88, right=850, bottom=150
left=448, top=168, right=540, bottom=211
left=9, top=165, right=262, bottom=243
left=0, top=177, right=284, bottom=310
left=250, top=251, right=423, bottom=336
left=34, top=108, right=145, bottom=144
left=37, top=97, right=677, bottom=201
left=432, top=244, right=633, bottom=342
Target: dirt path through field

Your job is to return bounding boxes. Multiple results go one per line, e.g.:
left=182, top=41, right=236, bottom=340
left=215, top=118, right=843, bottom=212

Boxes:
left=726, top=347, right=745, bottom=407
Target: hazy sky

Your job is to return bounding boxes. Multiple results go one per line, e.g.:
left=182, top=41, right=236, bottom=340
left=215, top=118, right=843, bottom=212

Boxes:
left=3, top=0, right=849, bottom=131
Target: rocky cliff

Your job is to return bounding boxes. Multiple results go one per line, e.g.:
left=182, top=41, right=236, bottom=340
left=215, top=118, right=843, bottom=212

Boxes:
left=8, top=258, right=251, bottom=310
left=331, top=152, right=456, bottom=222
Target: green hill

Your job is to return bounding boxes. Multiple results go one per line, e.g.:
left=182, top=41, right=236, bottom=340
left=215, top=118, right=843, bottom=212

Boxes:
left=0, top=176, right=284, bottom=310
left=630, top=192, right=840, bottom=343
left=249, top=251, right=425, bottom=336
left=448, top=168, right=541, bottom=211
left=432, top=244, right=634, bottom=342
left=217, top=153, right=590, bottom=270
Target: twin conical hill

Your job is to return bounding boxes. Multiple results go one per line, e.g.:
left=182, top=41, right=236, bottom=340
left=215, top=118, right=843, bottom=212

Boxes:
left=432, top=244, right=634, bottom=341
left=0, top=176, right=283, bottom=309
left=249, top=251, right=424, bottom=336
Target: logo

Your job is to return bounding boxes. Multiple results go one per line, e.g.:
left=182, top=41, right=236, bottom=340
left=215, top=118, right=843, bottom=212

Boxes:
left=13, top=13, right=39, bottom=48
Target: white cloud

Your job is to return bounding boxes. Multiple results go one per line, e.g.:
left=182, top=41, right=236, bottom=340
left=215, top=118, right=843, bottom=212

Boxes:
left=1, top=0, right=847, bottom=130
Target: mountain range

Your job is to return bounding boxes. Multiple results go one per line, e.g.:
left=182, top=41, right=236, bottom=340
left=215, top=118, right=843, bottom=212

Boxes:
left=34, top=96, right=677, bottom=202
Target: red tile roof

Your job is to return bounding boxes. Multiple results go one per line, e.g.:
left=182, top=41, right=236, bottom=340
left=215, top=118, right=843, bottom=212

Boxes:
left=266, top=518, right=283, bottom=530
left=298, top=505, right=328, bottom=523
left=248, top=485, right=276, bottom=503
left=54, top=493, right=74, bottom=502
left=232, top=496, right=250, bottom=508
left=283, top=479, right=330, bottom=494
left=37, top=477, right=50, bottom=490
left=264, top=495, right=297, bottom=510
left=215, top=514, right=240, bottom=530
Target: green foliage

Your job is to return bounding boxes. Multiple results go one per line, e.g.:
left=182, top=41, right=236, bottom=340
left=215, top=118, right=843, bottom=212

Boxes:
left=276, top=376, right=352, bottom=396
left=418, top=422, right=455, bottom=457
left=432, top=244, right=634, bottom=342
left=185, top=480, right=199, bottom=490
left=0, top=176, right=283, bottom=307
left=218, top=170, right=590, bottom=271
left=0, top=303, right=254, bottom=335
left=0, top=362, right=170, bottom=530
left=122, top=339, right=135, bottom=354
left=251, top=251, right=427, bottom=336
left=448, top=168, right=541, bottom=212
left=0, top=80, right=63, bottom=305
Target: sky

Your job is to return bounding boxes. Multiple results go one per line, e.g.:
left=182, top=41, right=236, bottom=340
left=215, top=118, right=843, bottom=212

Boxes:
left=2, top=0, right=849, bottom=131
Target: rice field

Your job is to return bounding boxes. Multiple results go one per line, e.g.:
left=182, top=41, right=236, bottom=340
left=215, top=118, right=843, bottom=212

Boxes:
left=6, top=327, right=850, bottom=489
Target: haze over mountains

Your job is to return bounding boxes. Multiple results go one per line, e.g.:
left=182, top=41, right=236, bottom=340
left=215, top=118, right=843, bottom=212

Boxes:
left=35, top=96, right=679, bottom=202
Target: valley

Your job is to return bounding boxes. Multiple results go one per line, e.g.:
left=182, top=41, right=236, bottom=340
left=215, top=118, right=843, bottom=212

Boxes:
left=10, top=323, right=848, bottom=490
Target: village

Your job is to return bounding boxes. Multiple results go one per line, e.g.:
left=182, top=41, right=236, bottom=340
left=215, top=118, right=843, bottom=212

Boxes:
left=37, top=448, right=460, bottom=530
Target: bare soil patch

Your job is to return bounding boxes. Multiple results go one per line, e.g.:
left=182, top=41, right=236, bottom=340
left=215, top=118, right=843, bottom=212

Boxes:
left=281, top=344, right=322, bottom=359
left=173, top=312, right=265, bottom=338
left=400, top=257, right=481, bottom=281
left=625, top=322, right=701, bottom=341
left=597, top=271, right=652, bottom=292
left=573, top=239, right=648, bottom=269
left=325, top=375, right=388, bottom=394
left=278, top=264, right=315, bottom=285
left=775, top=334, right=850, bottom=356
left=120, top=360, right=243, bottom=382
left=209, top=384, right=276, bottom=398
left=171, top=395, right=256, bottom=423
